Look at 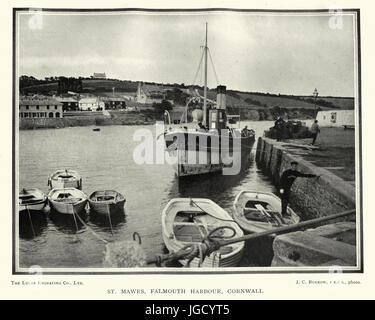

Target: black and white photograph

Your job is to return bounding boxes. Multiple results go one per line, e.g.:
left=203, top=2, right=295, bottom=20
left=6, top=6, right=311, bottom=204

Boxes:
left=13, top=7, right=361, bottom=275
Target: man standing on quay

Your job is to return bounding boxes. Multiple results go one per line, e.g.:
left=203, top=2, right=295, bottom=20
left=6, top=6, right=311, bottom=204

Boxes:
left=279, top=161, right=319, bottom=217
left=310, top=120, right=321, bottom=145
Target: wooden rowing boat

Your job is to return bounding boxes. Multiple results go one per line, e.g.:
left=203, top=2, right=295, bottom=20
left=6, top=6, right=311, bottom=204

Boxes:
left=88, top=190, right=125, bottom=215
left=19, top=188, right=47, bottom=213
left=233, top=190, right=300, bottom=233
left=162, top=198, right=244, bottom=267
left=48, top=188, right=88, bottom=215
left=48, top=169, right=82, bottom=190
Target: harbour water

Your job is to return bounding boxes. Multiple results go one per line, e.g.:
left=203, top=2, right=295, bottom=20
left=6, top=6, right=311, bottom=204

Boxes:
left=19, top=121, right=278, bottom=268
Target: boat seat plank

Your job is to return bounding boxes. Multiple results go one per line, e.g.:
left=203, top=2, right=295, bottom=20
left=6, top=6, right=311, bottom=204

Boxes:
left=55, top=197, right=82, bottom=203
left=173, top=222, right=205, bottom=227
left=173, top=223, right=206, bottom=243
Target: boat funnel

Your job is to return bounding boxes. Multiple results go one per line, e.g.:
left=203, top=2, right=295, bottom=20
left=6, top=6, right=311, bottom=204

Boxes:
left=216, top=85, right=226, bottom=110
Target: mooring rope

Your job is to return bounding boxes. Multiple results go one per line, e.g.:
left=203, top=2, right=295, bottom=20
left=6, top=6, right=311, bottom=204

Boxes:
left=106, top=203, right=114, bottom=236
left=71, top=206, right=82, bottom=243
left=25, top=205, right=36, bottom=238
left=73, top=208, right=108, bottom=244
left=71, top=206, right=79, bottom=232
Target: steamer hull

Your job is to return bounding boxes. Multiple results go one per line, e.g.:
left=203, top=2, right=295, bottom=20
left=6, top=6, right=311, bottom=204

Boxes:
left=166, top=132, right=255, bottom=177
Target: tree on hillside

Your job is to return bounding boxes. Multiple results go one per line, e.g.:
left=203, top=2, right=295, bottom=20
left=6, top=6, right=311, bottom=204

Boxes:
left=58, top=77, right=83, bottom=94
left=19, top=75, right=44, bottom=90
left=153, top=100, right=173, bottom=114
left=165, top=88, right=189, bottom=106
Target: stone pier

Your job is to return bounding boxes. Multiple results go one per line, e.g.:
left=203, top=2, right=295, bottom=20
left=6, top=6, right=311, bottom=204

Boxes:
left=255, top=137, right=358, bottom=267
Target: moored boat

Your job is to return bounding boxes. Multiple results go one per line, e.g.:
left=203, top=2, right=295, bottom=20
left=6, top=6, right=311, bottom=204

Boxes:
left=164, top=24, right=255, bottom=177
left=48, top=169, right=82, bottom=190
left=19, top=188, right=47, bottom=213
left=162, top=198, right=244, bottom=267
left=48, top=188, right=88, bottom=215
left=233, top=190, right=300, bottom=234
left=88, top=190, right=125, bottom=215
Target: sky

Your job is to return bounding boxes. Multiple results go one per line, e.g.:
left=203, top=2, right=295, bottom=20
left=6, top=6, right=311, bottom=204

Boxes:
left=18, top=11, right=356, bottom=97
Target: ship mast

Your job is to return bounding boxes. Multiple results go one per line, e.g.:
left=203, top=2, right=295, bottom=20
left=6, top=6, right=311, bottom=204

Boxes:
left=203, top=22, right=208, bottom=127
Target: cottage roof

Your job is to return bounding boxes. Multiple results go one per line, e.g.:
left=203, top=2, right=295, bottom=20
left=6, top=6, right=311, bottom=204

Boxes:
left=19, top=98, right=62, bottom=106
left=101, top=97, right=125, bottom=102
left=55, top=97, right=78, bottom=103
left=79, top=98, right=98, bottom=103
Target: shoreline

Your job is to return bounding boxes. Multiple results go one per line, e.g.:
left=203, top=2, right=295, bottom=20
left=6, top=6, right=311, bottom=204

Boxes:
left=19, top=114, right=312, bottom=130
left=19, top=113, right=156, bottom=130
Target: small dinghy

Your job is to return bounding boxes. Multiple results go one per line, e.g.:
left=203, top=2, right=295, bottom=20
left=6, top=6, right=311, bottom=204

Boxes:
left=233, top=190, right=300, bottom=233
left=19, top=188, right=47, bottom=213
left=48, top=188, right=88, bottom=215
left=93, top=128, right=101, bottom=132
left=48, top=169, right=82, bottom=190
left=162, top=198, right=244, bottom=267
left=88, top=190, right=125, bottom=215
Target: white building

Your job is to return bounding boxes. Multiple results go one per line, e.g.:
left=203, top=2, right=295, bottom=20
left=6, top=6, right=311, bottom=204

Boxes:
left=79, top=97, right=104, bottom=111
left=91, top=72, right=106, bottom=79
left=316, top=110, right=354, bottom=127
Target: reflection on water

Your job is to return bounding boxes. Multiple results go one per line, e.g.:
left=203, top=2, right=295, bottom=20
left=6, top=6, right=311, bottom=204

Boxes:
left=19, top=212, right=48, bottom=240
left=18, top=121, right=276, bottom=268
left=89, top=209, right=126, bottom=230
left=49, top=209, right=89, bottom=234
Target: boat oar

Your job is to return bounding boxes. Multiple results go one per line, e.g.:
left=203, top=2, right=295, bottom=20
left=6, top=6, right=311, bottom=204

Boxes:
left=218, top=209, right=355, bottom=246
left=146, top=209, right=355, bottom=266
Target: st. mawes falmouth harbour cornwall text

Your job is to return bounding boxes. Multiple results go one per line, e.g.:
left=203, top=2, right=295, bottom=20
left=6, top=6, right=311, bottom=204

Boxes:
left=14, top=8, right=362, bottom=274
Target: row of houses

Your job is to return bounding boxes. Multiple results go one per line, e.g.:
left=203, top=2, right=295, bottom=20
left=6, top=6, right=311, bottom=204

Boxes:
left=19, top=95, right=128, bottom=119
left=19, top=79, right=176, bottom=119
left=57, top=96, right=126, bottom=111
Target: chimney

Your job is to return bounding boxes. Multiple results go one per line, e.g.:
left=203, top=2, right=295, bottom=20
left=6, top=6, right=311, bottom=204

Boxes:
left=216, top=85, right=226, bottom=110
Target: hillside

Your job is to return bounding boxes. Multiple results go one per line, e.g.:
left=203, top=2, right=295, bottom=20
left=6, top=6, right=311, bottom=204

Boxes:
left=20, top=77, right=354, bottom=119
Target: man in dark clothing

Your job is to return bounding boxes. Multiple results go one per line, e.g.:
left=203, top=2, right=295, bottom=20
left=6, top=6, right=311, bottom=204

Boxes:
left=274, top=116, right=285, bottom=141
left=279, top=161, right=319, bottom=216
left=310, top=120, right=320, bottom=145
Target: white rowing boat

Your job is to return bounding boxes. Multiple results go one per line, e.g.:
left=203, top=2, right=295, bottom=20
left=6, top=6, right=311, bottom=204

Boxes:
left=162, top=198, right=244, bottom=267
left=48, top=169, right=82, bottom=190
left=19, top=188, right=47, bottom=213
left=48, top=188, right=88, bottom=215
left=88, top=190, right=125, bottom=215
left=233, top=190, right=300, bottom=233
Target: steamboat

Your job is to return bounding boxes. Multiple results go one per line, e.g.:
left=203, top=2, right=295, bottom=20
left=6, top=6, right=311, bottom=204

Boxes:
left=164, top=24, right=255, bottom=177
